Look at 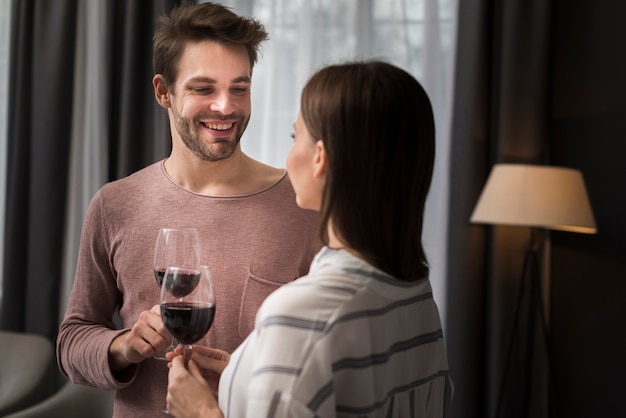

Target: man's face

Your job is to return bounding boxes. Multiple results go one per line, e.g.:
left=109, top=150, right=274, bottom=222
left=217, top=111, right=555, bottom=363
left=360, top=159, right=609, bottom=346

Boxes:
left=169, top=40, right=252, bottom=162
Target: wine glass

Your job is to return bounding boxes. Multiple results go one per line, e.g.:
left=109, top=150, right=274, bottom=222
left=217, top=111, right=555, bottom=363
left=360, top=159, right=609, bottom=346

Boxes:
left=153, top=228, right=201, bottom=359
left=160, top=265, right=216, bottom=413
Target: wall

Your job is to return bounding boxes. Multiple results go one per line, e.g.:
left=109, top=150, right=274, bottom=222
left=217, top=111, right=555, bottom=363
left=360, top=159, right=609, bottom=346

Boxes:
left=550, top=1, right=626, bottom=417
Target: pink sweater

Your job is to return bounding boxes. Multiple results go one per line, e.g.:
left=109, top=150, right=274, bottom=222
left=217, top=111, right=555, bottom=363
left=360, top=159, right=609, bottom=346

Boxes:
left=57, top=161, right=320, bottom=418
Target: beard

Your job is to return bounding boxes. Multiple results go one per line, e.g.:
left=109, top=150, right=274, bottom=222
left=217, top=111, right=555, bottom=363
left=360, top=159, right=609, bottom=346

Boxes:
left=171, top=106, right=250, bottom=162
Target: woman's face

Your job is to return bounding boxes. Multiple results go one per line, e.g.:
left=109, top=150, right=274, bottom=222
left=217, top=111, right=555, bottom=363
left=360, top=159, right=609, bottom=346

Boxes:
left=287, top=111, right=324, bottom=211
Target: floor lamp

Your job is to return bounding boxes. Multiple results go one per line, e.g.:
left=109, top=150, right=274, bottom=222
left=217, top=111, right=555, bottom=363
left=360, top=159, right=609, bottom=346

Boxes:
left=470, top=164, right=597, bottom=418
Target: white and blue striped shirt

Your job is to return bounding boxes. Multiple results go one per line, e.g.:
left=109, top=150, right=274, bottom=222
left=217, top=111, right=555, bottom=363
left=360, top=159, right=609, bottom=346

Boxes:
left=219, top=247, right=452, bottom=417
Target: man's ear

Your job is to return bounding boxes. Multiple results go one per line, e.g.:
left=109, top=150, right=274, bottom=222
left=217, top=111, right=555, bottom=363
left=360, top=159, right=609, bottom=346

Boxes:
left=313, top=139, right=328, bottom=179
left=153, top=74, right=171, bottom=108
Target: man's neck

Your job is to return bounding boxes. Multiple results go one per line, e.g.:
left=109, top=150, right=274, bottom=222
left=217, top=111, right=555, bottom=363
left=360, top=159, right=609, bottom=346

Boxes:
left=163, top=148, right=283, bottom=197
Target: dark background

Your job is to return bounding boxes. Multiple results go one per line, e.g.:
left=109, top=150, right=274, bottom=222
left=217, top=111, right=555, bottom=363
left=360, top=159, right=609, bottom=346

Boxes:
left=550, top=1, right=626, bottom=417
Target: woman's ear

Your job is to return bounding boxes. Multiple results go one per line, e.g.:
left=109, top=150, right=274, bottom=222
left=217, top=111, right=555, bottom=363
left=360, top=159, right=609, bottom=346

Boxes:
left=153, top=74, right=171, bottom=108
left=313, top=139, right=328, bottom=179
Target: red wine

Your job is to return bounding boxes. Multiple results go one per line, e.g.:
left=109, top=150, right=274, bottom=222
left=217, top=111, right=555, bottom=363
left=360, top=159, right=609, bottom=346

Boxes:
left=155, top=269, right=201, bottom=297
left=161, top=302, right=215, bottom=344
left=154, top=269, right=166, bottom=287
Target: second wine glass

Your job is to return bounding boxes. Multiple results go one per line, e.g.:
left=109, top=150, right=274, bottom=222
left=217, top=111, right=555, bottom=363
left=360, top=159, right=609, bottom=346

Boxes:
left=153, top=227, right=201, bottom=360
left=160, top=265, right=215, bottom=414
left=160, top=265, right=216, bottom=364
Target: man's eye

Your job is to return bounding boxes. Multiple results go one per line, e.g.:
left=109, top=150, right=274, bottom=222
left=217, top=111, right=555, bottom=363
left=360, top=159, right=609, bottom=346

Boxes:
left=193, top=88, right=213, bottom=94
left=231, top=87, right=248, bottom=95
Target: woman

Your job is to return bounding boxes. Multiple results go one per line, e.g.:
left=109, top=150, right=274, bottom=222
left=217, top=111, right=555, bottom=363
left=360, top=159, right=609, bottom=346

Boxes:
left=166, top=61, right=452, bottom=417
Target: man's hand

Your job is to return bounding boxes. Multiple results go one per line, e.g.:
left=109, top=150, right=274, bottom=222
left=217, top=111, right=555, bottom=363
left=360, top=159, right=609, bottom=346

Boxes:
left=109, top=305, right=172, bottom=372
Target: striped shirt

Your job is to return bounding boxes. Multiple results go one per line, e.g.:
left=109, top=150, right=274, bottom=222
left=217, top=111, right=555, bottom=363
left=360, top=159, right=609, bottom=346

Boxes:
left=219, top=247, right=452, bottom=417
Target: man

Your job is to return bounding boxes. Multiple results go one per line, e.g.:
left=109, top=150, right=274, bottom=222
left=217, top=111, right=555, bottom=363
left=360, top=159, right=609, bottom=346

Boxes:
left=56, top=3, right=320, bottom=417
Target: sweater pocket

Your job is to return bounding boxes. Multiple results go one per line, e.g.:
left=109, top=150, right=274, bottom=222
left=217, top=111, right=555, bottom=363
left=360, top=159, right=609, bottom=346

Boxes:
left=238, top=270, right=289, bottom=339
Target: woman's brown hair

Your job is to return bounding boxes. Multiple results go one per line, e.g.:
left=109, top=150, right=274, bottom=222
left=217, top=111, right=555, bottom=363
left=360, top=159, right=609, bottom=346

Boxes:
left=301, top=61, right=435, bottom=281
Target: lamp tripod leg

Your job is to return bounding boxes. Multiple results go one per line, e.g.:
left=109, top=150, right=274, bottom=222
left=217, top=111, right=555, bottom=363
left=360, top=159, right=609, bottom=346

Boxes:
left=494, top=249, right=534, bottom=418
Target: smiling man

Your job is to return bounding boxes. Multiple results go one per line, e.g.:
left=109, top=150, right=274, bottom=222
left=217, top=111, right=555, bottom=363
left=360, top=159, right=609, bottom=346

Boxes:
left=56, top=3, right=321, bottom=418
left=153, top=39, right=273, bottom=196
left=160, top=41, right=252, bottom=165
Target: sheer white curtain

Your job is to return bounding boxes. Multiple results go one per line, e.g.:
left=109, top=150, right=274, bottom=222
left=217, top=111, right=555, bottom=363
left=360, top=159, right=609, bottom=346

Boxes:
left=218, top=0, right=458, bottom=325
left=0, top=0, right=12, bottom=309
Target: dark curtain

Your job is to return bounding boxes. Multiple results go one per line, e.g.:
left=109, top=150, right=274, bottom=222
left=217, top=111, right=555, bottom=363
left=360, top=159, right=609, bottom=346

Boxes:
left=109, top=0, right=179, bottom=178
left=1, top=0, right=181, bottom=340
left=2, top=0, right=77, bottom=339
left=446, top=1, right=554, bottom=418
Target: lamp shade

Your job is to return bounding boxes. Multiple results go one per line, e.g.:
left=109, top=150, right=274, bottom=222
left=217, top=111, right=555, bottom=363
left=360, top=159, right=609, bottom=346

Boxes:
left=470, top=164, right=597, bottom=234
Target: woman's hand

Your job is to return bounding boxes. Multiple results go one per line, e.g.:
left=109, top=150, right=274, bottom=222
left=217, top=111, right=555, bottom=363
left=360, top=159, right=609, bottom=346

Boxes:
left=167, top=356, right=224, bottom=418
left=167, top=345, right=230, bottom=394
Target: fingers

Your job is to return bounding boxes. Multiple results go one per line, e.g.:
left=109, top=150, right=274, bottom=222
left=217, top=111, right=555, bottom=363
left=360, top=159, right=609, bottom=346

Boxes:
left=187, top=359, right=205, bottom=381
left=144, top=305, right=172, bottom=345
left=165, top=345, right=229, bottom=397
left=147, top=304, right=171, bottom=339
left=170, top=355, right=187, bottom=376
left=166, top=345, right=184, bottom=362
left=121, top=306, right=172, bottom=362
left=191, top=345, right=230, bottom=361
left=167, top=356, right=219, bottom=417
left=191, top=347, right=229, bottom=375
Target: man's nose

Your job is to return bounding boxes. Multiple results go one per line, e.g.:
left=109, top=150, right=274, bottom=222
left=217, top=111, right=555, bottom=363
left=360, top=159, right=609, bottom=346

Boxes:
left=209, top=92, right=233, bottom=114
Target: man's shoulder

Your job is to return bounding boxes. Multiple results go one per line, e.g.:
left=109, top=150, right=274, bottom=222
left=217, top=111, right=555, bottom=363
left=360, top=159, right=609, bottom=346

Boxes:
left=100, top=161, right=163, bottom=192
left=90, top=161, right=165, bottom=210
left=244, top=158, right=288, bottom=192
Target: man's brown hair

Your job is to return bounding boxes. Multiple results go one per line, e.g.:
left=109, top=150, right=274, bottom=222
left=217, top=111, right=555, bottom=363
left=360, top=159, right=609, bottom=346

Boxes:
left=153, top=2, right=268, bottom=87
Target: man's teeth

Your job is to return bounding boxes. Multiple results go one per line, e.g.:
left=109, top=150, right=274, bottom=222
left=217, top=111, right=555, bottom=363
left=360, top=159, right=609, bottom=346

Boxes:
left=206, top=122, right=233, bottom=131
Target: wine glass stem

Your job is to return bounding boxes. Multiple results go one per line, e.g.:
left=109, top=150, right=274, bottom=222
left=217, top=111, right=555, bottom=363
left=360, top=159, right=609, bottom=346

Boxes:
left=183, top=344, right=192, bottom=366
